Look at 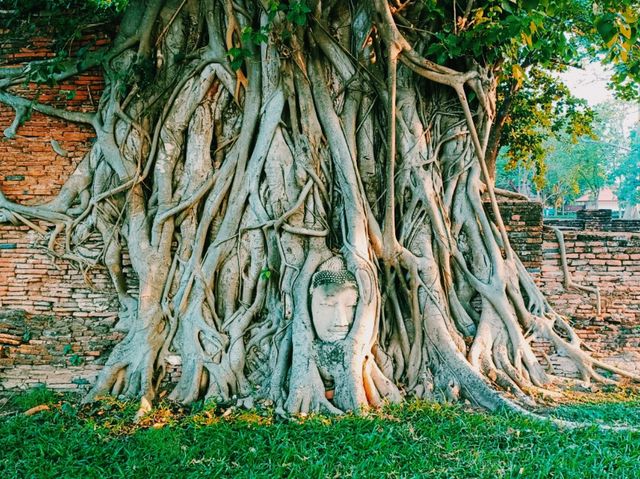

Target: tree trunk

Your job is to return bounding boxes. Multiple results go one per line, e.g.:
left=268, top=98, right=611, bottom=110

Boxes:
left=1, top=0, right=637, bottom=416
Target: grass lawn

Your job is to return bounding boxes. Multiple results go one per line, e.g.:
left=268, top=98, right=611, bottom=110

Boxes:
left=1, top=387, right=639, bottom=479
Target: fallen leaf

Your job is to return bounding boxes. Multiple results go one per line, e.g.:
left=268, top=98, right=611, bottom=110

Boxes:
left=24, top=404, right=50, bottom=416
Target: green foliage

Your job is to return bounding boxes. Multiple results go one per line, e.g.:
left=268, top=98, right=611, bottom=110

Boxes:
left=69, top=353, right=83, bottom=366
left=58, top=89, right=77, bottom=100
left=0, top=0, right=120, bottom=41
left=260, top=268, right=271, bottom=280
left=413, top=1, right=638, bottom=104
left=284, top=0, right=311, bottom=27
left=591, top=4, right=640, bottom=100
left=615, top=125, right=640, bottom=206
left=227, top=47, right=248, bottom=71
left=544, top=135, right=608, bottom=203
left=27, top=58, right=69, bottom=86
left=21, top=327, right=32, bottom=342
left=60, top=343, right=84, bottom=365
left=419, top=0, right=582, bottom=69
left=1, top=389, right=639, bottom=478
left=266, top=0, right=311, bottom=26
left=227, top=26, right=271, bottom=70
left=497, top=101, right=630, bottom=210
left=0, top=0, right=120, bottom=87
left=409, top=1, right=637, bottom=175
left=226, top=1, right=311, bottom=71
left=89, top=0, right=128, bottom=11
left=498, top=68, right=595, bottom=188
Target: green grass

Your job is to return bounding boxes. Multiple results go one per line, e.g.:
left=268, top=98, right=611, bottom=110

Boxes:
left=1, top=388, right=639, bottom=479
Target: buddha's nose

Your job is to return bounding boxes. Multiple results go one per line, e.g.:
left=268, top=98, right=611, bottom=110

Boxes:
left=333, top=306, right=350, bottom=327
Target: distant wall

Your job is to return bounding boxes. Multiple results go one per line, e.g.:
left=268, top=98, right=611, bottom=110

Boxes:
left=536, top=230, right=640, bottom=375
left=546, top=209, right=640, bottom=233
left=500, top=204, right=640, bottom=375
left=490, top=201, right=543, bottom=273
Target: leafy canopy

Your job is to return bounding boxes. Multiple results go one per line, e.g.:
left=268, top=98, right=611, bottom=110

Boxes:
left=497, top=101, right=632, bottom=208
left=498, top=68, right=595, bottom=189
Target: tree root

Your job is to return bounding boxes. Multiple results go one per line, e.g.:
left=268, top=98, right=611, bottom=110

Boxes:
left=0, top=0, right=637, bottom=424
left=551, top=226, right=602, bottom=316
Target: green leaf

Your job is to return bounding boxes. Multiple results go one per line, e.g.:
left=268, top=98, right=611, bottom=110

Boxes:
left=60, top=89, right=76, bottom=100
left=22, top=329, right=32, bottom=342
left=241, top=26, right=254, bottom=45
left=254, top=28, right=269, bottom=44
left=230, top=57, right=244, bottom=70
left=595, top=16, right=617, bottom=42
left=227, top=47, right=248, bottom=70
left=69, top=354, right=83, bottom=366
left=267, top=0, right=285, bottom=21
left=287, top=0, right=311, bottom=26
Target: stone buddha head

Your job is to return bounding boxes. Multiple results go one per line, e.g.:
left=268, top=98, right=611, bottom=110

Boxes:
left=310, top=256, right=359, bottom=342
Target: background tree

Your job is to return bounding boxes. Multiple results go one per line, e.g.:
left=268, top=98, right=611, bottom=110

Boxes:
left=0, top=0, right=639, bottom=418
left=497, top=101, right=632, bottom=213
left=496, top=149, right=582, bottom=212
left=493, top=69, right=595, bottom=191
left=616, top=124, right=640, bottom=218
left=485, top=0, right=639, bottom=178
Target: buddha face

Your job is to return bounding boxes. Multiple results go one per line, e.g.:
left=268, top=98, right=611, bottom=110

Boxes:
left=310, top=257, right=359, bottom=342
left=311, top=282, right=358, bottom=342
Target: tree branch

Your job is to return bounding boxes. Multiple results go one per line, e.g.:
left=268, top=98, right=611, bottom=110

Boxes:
left=0, top=90, right=96, bottom=138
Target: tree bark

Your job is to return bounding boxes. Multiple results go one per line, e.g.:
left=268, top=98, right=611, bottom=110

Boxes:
left=1, top=0, right=637, bottom=416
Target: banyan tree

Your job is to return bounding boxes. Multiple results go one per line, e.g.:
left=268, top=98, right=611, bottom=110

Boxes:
left=1, top=0, right=638, bottom=417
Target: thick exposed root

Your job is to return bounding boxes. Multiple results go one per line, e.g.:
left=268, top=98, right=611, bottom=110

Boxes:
left=83, top=309, right=168, bottom=405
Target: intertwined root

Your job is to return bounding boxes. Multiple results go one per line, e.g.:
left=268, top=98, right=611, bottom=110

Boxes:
left=0, top=0, right=637, bottom=417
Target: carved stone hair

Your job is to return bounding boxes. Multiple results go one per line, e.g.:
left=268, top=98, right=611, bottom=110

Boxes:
left=311, top=256, right=357, bottom=290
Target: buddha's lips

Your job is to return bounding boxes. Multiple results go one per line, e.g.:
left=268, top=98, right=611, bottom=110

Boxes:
left=330, top=326, right=350, bottom=333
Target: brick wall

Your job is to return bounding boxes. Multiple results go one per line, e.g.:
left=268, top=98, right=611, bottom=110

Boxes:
left=0, top=223, right=189, bottom=393
left=0, top=30, right=123, bottom=395
left=546, top=210, right=640, bottom=233
left=0, top=226, right=131, bottom=393
left=539, top=231, right=640, bottom=323
left=490, top=201, right=640, bottom=376
left=491, top=200, right=543, bottom=273
left=1, top=31, right=639, bottom=395
left=534, top=230, right=640, bottom=376
left=0, top=226, right=127, bottom=316
left=0, top=32, right=107, bottom=204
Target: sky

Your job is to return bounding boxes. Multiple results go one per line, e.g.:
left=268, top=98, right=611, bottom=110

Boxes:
left=559, top=62, right=639, bottom=132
